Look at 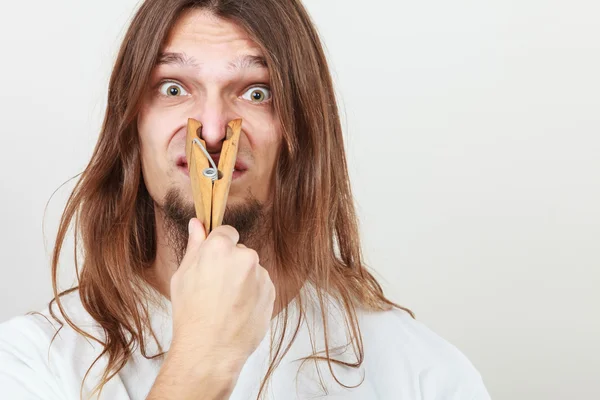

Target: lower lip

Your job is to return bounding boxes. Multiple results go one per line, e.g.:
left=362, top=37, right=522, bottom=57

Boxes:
left=179, top=165, right=246, bottom=181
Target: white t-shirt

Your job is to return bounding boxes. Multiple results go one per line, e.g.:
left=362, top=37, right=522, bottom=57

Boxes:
left=0, top=286, right=490, bottom=399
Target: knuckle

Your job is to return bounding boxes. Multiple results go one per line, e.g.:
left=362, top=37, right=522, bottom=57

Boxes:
left=207, top=234, right=232, bottom=251
left=259, top=266, right=273, bottom=285
left=243, top=248, right=260, bottom=265
left=222, top=224, right=239, bottom=235
left=258, top=265, right=269, bottom=279
left=265, top=278, right=276, bottom=301
left=214, top=225, right=239, bottom=239
left=238, top=259, right=254, bottom=276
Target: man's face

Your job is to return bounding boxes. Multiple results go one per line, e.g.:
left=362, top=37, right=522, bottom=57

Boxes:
left=137, top=9, right=281, bottom=225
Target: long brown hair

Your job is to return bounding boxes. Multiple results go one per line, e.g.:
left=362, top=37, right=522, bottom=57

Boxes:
left=49, top=0, right=413, bottom=398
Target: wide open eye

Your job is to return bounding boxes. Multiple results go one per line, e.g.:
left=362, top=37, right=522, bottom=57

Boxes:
left=159, top=81, right=189, bottom=97
left=241, top=86, right=272, bottom=104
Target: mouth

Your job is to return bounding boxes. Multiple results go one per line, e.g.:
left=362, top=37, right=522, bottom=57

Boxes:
left=176, top=155, right=248, bottom=180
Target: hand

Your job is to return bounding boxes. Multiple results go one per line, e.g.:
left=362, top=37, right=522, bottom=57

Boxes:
left=158, top=218, right=275, bottom=398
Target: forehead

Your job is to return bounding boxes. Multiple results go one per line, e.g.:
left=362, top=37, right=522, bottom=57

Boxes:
left=163, top=9, right=264, bottom=61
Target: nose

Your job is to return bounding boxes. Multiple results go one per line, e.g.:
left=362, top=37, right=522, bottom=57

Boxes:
left=193, top=98, right=238, bottom=154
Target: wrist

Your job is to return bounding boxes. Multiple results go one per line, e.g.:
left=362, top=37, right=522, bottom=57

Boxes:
left=162, top=343, right=240, bottom=399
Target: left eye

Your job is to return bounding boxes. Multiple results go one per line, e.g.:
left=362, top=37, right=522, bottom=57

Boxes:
left=241, top=86, right=272, bottom=103
left=159, top=82, right=189, bottom=97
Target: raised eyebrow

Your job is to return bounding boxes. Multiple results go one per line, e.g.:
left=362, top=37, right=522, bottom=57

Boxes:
left=156, top=52, right=200, bottom=68
left=156, top=52, right=267, bottom=71
left=227, top=54, right=268, bottom=71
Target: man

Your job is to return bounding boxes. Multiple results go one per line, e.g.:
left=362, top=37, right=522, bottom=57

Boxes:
left=0, top=0, right=490, bottom=399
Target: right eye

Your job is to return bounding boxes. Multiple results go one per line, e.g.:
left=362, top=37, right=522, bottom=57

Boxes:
left=158, top=81, right=189, bottom=97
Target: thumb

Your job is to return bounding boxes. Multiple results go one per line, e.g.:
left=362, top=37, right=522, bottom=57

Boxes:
left=186, top=218, right=207, bottom=252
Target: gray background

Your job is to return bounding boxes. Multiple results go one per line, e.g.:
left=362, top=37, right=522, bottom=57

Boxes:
left=0, top=1, right=598, bottom=399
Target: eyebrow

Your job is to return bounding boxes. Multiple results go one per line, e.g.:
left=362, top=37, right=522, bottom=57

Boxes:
left=156, top=52, right=200, bottom=68
left=228, top=54, right=268, bottom=71
left=156, top=52, right=268, bottom=71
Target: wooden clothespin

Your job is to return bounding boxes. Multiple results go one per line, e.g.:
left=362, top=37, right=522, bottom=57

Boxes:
left=185, top=118, right=242, bottom=233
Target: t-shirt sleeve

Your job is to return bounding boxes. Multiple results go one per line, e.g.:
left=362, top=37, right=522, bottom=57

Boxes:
left=417, top=359, right=492, bottom=400
left=470, top=380, right=492, bottom=400
left=414, top=332, right=492, bottom=400
left=0, top=315, right=63, bottom=400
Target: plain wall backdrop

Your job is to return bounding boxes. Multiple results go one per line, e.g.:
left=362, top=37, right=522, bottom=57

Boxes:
left=0, top=1, right=598, bottom=399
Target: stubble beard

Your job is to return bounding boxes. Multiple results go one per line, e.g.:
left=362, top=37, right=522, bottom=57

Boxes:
left=160, top=188, right=267, bottom=265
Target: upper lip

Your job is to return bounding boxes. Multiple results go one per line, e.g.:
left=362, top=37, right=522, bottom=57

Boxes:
left=176, top=154, right=248, bottom=171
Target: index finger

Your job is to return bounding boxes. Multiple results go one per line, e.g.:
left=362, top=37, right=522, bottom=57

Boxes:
left=207, top=224, right=240, bottom=246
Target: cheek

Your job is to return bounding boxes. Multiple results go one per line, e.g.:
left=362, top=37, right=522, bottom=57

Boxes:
left=138, top=109, right=161, bottom=171
left=137, top=104, right=179, bottom=194
left=139, top=104, right=168, bottom=149
left=261, top=121, right=283, bottom=165
left=242, top=111, right=282, bottom=152
left=250, top=121, right=282, bottom=185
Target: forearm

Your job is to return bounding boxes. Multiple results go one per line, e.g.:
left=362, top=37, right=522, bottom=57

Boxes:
left=147, top=347, right=237, bottom=400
